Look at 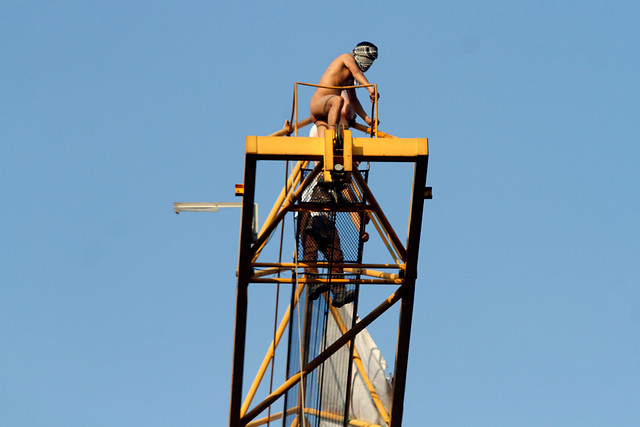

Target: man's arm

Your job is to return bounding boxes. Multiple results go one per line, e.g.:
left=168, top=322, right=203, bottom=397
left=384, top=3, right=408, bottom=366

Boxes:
left=342, top=54, right=373, bottom=93
left=346, top=87, right=374, bottom=126
left=342, top=55, right=379, bottom=126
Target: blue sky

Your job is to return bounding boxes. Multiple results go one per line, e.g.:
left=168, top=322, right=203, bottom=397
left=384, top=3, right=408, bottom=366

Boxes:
left=2, top=1, right=639, bottom=425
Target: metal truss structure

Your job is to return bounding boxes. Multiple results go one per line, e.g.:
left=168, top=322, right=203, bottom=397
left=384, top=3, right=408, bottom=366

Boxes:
left=228, top=93, right=430, bottom=426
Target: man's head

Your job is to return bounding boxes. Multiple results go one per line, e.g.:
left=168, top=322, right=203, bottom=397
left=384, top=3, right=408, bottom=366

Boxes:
left=352, top=42, right=378, bottom=72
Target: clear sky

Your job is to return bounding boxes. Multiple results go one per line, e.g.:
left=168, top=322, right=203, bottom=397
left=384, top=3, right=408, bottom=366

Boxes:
left=2, top=1, right=639, bottom=426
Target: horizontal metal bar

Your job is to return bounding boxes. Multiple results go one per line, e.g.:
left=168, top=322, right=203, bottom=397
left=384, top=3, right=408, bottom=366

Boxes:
left=344, top=267, right=401, bottom=280
left=249, top=277, right=403, bottom=285
left=245, top=135, right=428, bottom=161
left=268, top=117, right=314, bottom=137
left=296, top=81, right=374, bottom=90
left=351, top=122, right=396, bottom=139
left=252, top=267, right=401, bottom=281
left=287, top=203, right=375, bottom=213
left=252, top=262, right=404, bottom=270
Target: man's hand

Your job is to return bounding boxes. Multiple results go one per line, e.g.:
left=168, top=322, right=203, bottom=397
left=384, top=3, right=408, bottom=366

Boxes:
left=369, top=90, right=380, bottom=103
left=365, top=116, right=380, bottom=127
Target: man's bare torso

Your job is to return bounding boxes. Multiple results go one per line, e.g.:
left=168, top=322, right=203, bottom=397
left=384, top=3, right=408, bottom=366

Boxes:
left=309, top=51, right=374, bottom=131
left=313, top=54, right=356, bottom=99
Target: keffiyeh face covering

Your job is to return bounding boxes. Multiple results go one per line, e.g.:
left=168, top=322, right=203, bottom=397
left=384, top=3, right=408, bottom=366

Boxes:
left=352, top=43, right=378, bottom=72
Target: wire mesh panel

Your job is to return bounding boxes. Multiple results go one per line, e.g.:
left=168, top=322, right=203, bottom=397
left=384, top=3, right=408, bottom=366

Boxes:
left=283, top=167, right=368, bottom=426
left=282, top=280, right=305, bottom=427
left=296, top=169, right=368, bottom=265
left=230, top=128, right=428, bottom=427
left=282, top=277, right=358, bottom=427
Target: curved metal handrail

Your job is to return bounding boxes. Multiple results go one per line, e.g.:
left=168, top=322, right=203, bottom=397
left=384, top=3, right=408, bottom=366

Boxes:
left=291, top=82, right=378, bottom=137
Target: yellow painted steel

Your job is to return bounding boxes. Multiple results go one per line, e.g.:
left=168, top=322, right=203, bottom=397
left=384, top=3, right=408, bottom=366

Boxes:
left=352, top=122, right=396, bottom=139
left=252, top=267, right=400, bottom=281
left=323, top=130, right=335, bottom=182
left=304, top=407, right=344, bottom=423
left=241, top=287, right=404, bottom=425
left=250, top=277, right=403, bottom=285
left=245, top=135, right=428, bottom=159
left=349, top=174, right=403, bottom=265
left=302, top=407, right=383, bottom=427
left=296, top=82, right=375, bottom=90
left=352, top=170, right=407, bottom=262
left=256, top=160, right=306, bottom=240
left=253, top=262, right=403, bottom=270
left=250, top=267, right=282, bottom=279
left=245, top=371, right=303, bottom=423
left=343, top=267, right=402, bottom=280
left=232, top=83, right=429, bottom=425
left=343, top=129, right=353, bottom=172
left=255, top=161, right=319, bottom=242
left=245, top=412, right=283, bottom=427
left=268, top=117, right=314, bottom=137
left=245, top=407, right=302, bottom=427
left=251, top=163, right=322, bottom=263
left=353, top=136, right=428, bottom=158
left=244, top=407, right=382, bottom=427
left=348, top=420, right=383, bottom=427
left=293, top=83, right=298, bottom=137
left=240, top=281, right=306, bottom=417
left=374, top=85, right=379, bottom=138
left=245, top=136, right=320, bottom=158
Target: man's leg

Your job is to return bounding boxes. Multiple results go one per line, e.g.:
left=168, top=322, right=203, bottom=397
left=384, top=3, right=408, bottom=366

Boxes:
left=302, top=214, right=331, bottom=300
left=317, top=216, right=356, bottom=308
left=314, top=121, right=330, bottom=138
left=340, top=98, right=356, bottom=127
left=310, top=95, right=344, bottom=137
left=300, top=213, right=317, bottom=275
left=324, top=220, right=344, bottom=277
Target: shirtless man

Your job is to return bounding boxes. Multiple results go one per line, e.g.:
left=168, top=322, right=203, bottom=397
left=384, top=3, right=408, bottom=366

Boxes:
left=310, top=42, right=379, bottom=137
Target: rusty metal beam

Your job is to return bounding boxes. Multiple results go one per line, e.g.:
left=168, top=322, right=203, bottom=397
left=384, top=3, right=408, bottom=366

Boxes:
left=229, top=154, right=258, bottom=427
left=389, top=155, right=429, bottom=427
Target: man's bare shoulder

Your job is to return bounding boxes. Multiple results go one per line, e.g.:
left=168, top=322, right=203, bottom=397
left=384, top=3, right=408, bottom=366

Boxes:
left=317, top=54, right=352, bottom=87
left=325, top=53, right=352, bottom=70
left=336, top=53, right=357, bottom=66
left=327, top=54, right=359, bottom=77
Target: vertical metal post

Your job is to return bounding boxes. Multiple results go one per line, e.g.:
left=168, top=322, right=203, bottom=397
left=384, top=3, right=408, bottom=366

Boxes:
left=230, top=153, right=258, bottom=427
left=389, top=156, right=429, bottom=427
left=294, top=83, right=298, bottom=137
left=374, top=84, right=378, bottom=138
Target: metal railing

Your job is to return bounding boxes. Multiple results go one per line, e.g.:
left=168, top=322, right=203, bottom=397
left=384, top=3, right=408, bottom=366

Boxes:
left=291, top=82, right=379, bottom=138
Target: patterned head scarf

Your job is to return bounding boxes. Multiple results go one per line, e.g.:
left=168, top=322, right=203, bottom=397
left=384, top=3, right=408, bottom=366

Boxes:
left=351, top=41, right=378, bottom=72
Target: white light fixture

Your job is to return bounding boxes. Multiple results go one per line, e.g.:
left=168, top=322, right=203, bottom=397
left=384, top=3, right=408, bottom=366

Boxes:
left=173, top=202, right=259, bottom=242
